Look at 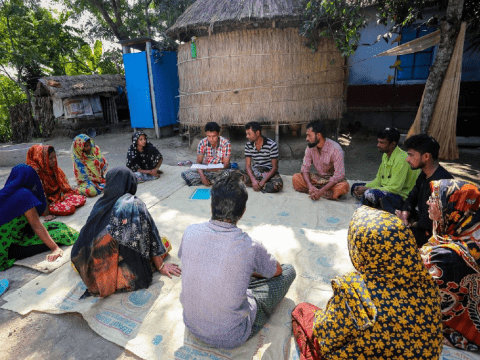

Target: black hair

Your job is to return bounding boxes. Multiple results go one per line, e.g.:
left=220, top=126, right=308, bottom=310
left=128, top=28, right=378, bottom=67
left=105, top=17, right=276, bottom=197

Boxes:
left=245, top=121, right=262, bottom=133
left=306, top=121, right=325, bottom=136
left=211, top=171, right=248, bottom=224
left=404, top=134, right=440, bottom=160
left=377, top=127, right=400, bottom=144
left=47, top=146, right=55, bottom=155
left=204, top=122, right=221, bottom=133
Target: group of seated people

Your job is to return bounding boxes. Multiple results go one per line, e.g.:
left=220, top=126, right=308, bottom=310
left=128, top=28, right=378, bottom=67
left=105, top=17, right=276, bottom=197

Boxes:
left=181, top=120, right=350, bottom=200
left=0, top=121, right=479, bottom=358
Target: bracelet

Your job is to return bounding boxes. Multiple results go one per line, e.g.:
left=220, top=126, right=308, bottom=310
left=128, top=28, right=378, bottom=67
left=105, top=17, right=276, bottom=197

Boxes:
left=159, top=263, right=165, bottom=272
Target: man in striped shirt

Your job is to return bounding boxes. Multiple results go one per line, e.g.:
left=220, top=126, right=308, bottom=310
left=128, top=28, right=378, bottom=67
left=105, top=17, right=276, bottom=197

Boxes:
left=238, top=122, right=283, bottom=193
left=292, top=121, right=349, bottom=200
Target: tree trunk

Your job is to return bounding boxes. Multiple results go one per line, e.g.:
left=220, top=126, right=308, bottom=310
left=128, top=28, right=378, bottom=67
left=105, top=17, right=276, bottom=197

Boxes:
left=420, top=0, right=465, bottom=133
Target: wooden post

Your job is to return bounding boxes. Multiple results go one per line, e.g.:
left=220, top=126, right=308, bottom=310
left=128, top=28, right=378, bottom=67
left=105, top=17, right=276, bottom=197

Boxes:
left=146, top=41, right=161, bottom=139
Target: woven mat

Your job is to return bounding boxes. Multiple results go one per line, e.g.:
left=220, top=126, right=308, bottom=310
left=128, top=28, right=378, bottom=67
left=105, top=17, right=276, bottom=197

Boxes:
left=5, top=175, right=478, bottom=359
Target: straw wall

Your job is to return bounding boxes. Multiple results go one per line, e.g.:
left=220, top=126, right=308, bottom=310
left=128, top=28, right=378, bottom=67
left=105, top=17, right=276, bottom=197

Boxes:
left=177, top=27, right=346, bottom=126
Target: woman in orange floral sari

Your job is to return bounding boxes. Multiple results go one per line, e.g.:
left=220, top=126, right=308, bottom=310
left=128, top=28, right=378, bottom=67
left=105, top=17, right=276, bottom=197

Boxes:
left=26, top=145, right=86, bottom=217
left=421, top=179, right=480, bottom=351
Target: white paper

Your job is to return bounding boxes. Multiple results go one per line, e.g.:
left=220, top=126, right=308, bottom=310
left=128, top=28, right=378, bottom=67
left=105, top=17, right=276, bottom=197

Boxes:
left=190, top=163, right=224, bottom=170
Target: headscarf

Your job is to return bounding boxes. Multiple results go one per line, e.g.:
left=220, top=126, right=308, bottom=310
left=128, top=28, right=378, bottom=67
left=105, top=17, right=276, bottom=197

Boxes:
left=72, top=134, right=107, bottom=187
left=422, top=179, right=480, bottom=273
left=313, top=206, right=442, bottom=359
left=72, top=166, right=137, bottom=259
left=26, top=144, right=73, bottom=203
left=126, top=131, right=162, bottom=172
left=0, top=164, right=47, bottom=226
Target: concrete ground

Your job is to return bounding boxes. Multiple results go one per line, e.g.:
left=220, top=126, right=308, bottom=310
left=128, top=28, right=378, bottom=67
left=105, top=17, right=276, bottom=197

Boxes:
left=1, top=129, right=480, bottom=359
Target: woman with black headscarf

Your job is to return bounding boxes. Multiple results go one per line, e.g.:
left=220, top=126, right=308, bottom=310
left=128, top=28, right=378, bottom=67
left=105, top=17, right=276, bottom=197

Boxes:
left=126, top=131, right=163, bottom=183
left=71, top=167, right=180, bottom=297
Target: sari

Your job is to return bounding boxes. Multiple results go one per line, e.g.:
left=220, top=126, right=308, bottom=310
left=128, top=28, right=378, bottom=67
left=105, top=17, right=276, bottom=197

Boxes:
left=421, top=179, right=480, bottom=350
left=126, top=131, right=162, bottom=183
left=71, top=167, right=171, bottom=297
left=72, top=134, right=107, bottom=197
left=26, top=145, right=86, bottom=216
left=0, top=165, right=78, bottom=271
left=292, top=206, right=443, bottom=359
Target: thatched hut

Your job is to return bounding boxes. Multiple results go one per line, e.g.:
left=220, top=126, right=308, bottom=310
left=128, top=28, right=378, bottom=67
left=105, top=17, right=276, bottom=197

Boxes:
left=167, top=0, right=347, bottom=134
left=34, top=74, right=127, bottom=138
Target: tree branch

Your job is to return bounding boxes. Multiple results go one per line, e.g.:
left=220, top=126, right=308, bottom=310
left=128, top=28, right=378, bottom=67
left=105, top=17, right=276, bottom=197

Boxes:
left=89, top=0, right=127, bottom=40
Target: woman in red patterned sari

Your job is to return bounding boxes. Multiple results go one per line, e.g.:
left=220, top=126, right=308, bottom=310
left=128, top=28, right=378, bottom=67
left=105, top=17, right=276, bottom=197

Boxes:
left=26, top=145, right=86, bottom=217
left=421, top=179, right=480, bottom=351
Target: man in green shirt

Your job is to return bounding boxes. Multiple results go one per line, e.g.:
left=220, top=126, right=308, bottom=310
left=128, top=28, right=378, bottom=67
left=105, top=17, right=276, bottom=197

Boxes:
left=351, top=127, right=420, bottom=213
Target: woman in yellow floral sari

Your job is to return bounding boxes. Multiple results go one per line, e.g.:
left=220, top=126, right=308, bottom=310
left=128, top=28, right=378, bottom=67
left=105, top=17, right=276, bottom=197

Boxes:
left=291, top=206, right=443, bottom=360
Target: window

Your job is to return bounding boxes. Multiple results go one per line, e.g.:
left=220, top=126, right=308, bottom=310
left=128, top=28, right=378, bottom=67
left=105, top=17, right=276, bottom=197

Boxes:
left=396, top=26, right=436, bottom=81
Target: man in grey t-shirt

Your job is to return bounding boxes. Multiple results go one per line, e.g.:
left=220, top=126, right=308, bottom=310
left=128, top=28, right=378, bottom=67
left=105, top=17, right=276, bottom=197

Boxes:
left=179, top=171, right=296, bottom=349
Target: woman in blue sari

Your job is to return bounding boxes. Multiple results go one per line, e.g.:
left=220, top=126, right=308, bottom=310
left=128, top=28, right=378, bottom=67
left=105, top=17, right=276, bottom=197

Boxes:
left=0, top=165, right=78, bottom=271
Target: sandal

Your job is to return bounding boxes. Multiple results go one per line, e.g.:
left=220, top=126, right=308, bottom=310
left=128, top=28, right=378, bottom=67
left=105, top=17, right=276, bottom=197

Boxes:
left=0, top=279, right=9, bottom=297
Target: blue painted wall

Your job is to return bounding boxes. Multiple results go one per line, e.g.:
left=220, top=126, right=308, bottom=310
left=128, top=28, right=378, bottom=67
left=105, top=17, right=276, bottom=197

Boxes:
left=123, top=52, right=154, bottom=128
left=151, top=50, right=179, bottom=128
left=348, top=7, right=480, bottom=85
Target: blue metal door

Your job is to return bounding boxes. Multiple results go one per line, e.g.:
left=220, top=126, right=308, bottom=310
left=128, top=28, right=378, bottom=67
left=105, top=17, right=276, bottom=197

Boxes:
left=151, top=50, right=179, bottom=127
left=123, top=52, right=154, bottom=128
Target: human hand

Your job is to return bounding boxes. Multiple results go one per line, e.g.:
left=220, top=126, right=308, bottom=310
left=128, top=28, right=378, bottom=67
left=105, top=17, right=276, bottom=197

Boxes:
left=47, top=247, right=63, bottom=262
left=354, top=186, right=367, bottom=197
left=427, top=197, right=441, bottom=221
left=395, top=210, right=410, bottom=226
left=159, top=263, right=182, bottom=279
left=258, top=179, right=266, bottom=188
left=309, top=188, right=323, bottom=201
left=201, top=176, right=211, bottom=186
left=252, top=180, right=262, bottom=191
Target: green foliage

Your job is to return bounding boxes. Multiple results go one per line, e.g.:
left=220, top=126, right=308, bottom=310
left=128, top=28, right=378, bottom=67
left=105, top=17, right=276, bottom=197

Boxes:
left=0, top=75, right=26, bottom=142
left=300, top=0, right=369, bottom=57
left=0, top=0, right=87, bottom=95
left=64, top=40, right=124, bottom=75
left=55, top=0, right=195, bottom=50
left=301, top=0, right=480, bottom=57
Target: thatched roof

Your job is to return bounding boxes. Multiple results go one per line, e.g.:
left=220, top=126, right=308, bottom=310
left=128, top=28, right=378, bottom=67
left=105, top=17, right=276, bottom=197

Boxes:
left=35, top=74, right=126, bottom=99
left=167, top=0, right=304, bottom=40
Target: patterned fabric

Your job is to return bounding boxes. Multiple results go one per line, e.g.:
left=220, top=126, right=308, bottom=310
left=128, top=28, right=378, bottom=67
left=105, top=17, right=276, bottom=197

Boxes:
left=351, top=182, right=403, bottom=212
left=0, top=215, right=78, bottom=271
left=133, top=171, right=159, bottom=183
left=71, top=167, right=169, bottom=297
left=197, top=136, right=231, bottom=165
left=26, top=145, right=74, bottom=203
left=292, top=173, right=349, bottom=200
left=0, top=164, right=46, bottom=227
left=293, top=206, right=443, bottom=359
left=236, top=167, right=283, bottom=193
left=364, top=146, right=420, bottom=200
left=421, top=179, right=480, bottom=350
left=300, top=139, right=346, bottom=186
left=48, top=194, right=86, bottom=216
left=72, top=134, right=108, bottom=197
left=244, top=136, right=279, bottom=170
left=402, top=165, right=454, bottom=232
left=247, top=264, right=296, bottom=339
left=126, top=131, right=162, bottom=172
left=181, top=168, right=229, bottom=187
left=291, top=303, right=324, bottom=360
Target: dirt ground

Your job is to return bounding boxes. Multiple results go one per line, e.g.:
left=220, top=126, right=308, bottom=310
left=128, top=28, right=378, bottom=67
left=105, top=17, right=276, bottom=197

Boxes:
left=0, top=130, right=479, bottom=359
